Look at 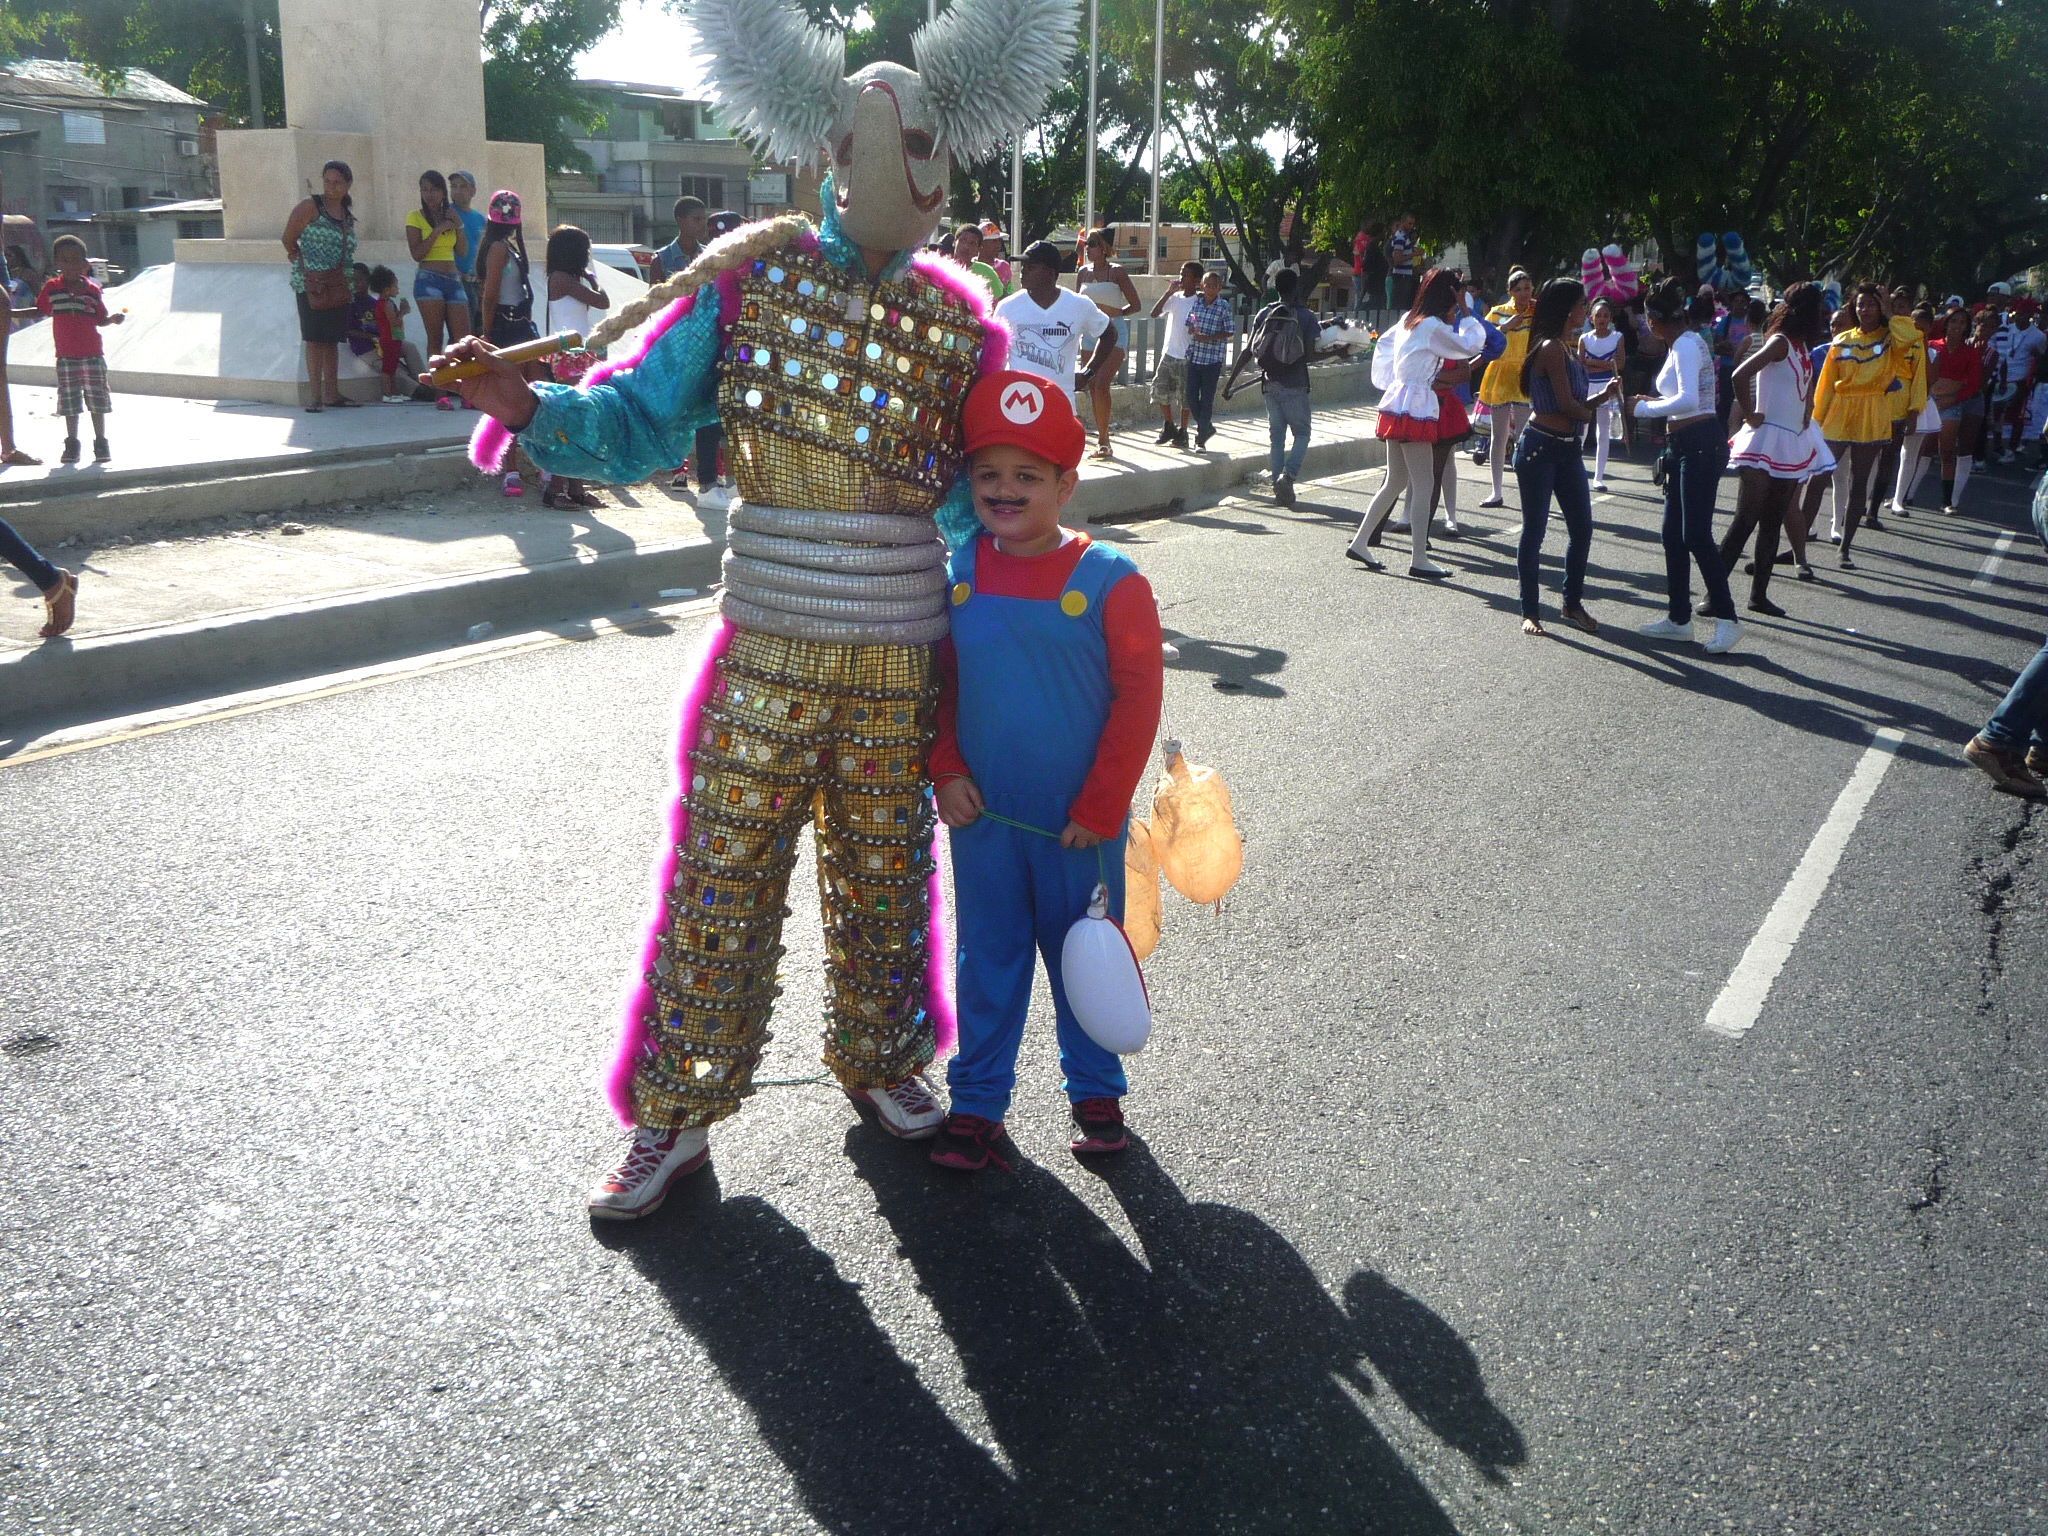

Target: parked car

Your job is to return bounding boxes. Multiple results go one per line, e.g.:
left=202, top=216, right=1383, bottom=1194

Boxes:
left=590, top=244, right=656, bottom=284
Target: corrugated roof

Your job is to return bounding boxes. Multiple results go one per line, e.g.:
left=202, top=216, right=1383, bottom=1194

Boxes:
left=0, top=58, right=207, bottom=108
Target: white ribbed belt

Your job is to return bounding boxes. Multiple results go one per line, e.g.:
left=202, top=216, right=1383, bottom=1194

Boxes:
left=720, top=502, right=951, bottom=646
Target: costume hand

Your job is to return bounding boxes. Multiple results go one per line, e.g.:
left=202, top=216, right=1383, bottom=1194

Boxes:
left=1059, top=820, right=1104, bottom=849
left=423, top=337, right=538, bottom=427
left=935, top=777, right=984, bottom=828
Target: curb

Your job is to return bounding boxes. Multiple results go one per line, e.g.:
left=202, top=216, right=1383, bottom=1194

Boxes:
left=5, top=376, right=1388, bottom=738
left=2, top=535, right=723, bottom=735
left=2, top=442, right=478, bottom=545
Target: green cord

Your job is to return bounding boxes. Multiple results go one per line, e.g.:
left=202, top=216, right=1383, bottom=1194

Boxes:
left=968, top=808, right=1109, bottom=883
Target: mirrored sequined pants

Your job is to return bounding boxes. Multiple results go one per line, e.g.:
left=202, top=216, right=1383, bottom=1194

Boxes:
left=630, top=628, right=939, bottom=1130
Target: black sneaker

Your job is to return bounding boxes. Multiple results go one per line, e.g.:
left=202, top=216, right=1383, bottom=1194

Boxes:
left=1154, top=424, right=1176, bottom=445
left=1172, top=426, right=1189, bottom=450
left=1274, top=473, right=1295, bottom=506
left=929, top=1113, right=1009, bottom=1172
left=1195, top=426, right=1215, bottom=449
left=92, top=438, right=110, bottom=462
left=60, top=438, right=79, bottom=464
left=1864, top=515, right=1885, bottom=533
left=1069, top=1097, right=1128, bottom=1155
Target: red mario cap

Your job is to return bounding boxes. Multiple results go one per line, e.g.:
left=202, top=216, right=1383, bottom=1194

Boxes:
left=962, top=370, right=1088, bottom=474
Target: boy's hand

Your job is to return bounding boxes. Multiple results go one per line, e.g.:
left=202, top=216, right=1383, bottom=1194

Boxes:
left=935, top=777, right=983, bottom=828
left=1059, top=820, right=1103, bottom=849
left=108, top=312, right=125, bottom=325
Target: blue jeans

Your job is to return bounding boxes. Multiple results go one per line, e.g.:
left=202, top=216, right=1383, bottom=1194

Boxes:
left=1265, top=384, right=1311, bottom=477
left=413, top=268, right=466, bottom=304
left=1980, top=479, right=2048, bottom=751
left=1512, top=423, right=1592, bottom=618
left=1661, top=416, right=1735, bottom=622
left=1, top=515, right=59, bottom=593
left=1187, top=360, right=1222, bottom=436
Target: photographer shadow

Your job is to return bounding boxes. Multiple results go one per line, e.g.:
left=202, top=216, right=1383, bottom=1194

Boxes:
left=613, top=1137, right=1524, bottom=1534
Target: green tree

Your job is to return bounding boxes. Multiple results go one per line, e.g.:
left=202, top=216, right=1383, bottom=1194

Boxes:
left=481, top=0, right=623, bottom=173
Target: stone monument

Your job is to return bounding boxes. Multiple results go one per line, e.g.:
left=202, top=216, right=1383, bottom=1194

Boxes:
left=10, top=0, right=562, bottom=403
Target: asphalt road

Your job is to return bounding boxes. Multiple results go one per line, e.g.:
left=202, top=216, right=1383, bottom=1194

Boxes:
left=4, top=440, right=2044, bottom=1535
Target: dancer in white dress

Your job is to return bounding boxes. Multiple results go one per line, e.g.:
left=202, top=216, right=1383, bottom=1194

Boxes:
left=1576, top=300, right=1625, bottom=489
left=1719, top=282, right=1832, bottom=611
left=1345, top=269, right=1485, bottom=578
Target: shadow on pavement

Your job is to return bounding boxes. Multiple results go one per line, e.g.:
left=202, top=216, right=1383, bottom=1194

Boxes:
left=609, top=1133, right=1522, bottom=1535
left=1161, top=630, right=1289, bottom=698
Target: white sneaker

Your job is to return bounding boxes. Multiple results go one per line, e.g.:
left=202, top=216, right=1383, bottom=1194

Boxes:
left=586, top=1125, right=710, bottom=1220
left=1702, top=618, right=1745, bottom=654
left=1639, top=615, right=1694, bottom=640
left=695, top=485, right=733, bottom=512
left=846, top=1072, right=944, bottom=1139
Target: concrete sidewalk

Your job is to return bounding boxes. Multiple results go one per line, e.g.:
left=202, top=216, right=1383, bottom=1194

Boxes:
left=2, top=385, right=1386, bottom=738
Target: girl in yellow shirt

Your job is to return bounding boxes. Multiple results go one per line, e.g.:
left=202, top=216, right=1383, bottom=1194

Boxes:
left=405, top=170, right=472, bottom=386
left=1813, top=284, right=1897, bottom=565
left=1478, top=269, right=1535, bottom=506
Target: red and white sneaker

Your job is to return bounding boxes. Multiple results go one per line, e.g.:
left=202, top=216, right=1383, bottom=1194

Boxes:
left=845, top=1073, right=944, bottom=1139
left=929, top=1113, right=1009, bottom=1171
left=586, top=1125, right=709, bottom=1220
left=1069, top=1097, right=1129, bottom=1155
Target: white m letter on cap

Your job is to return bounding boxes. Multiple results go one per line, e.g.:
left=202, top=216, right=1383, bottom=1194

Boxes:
left=1000, top=382, right=1045, bottom=423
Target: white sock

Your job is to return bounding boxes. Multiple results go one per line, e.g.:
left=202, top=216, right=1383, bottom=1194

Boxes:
left=1441, top=457, right=1460, bottom=524
left=1594, top=402, right=1613, bottom=482
left=1952, top=454, right=1974, bottom=507
left=1829, top=456, right=1852, bottom=536
left=1490, top=412, right=1510, bottom=498
left=1891, top=439, right=1919, bottom=507
left=1907, top=448, right=1932, bottom=502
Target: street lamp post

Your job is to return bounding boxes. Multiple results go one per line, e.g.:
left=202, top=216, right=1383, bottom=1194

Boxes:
left=1147, top=0, right=1163, bottom=275
left=1082, top=0, right=1098, bottom=237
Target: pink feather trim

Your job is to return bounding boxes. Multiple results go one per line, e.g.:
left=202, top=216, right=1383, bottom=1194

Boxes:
left=469, top=415, right=514, bottom=474
left=925, top=825, right=958, bottom=1060
left=908, top=252, right=1010, bottom=375
left=605, top=615, right=736, bottom=1126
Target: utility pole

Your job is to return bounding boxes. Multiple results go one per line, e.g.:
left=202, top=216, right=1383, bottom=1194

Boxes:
left=1146, top=0, right=1163, bottom=275
left=242, top=0, right=266, bottom=126
left=1082, top=0, right=1098, bottom=236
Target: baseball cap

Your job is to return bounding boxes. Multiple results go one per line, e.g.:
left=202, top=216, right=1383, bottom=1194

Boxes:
left=450, top=169, right=477, bottom=188
left=1020, top=239, right=1062, bottom=270
left=1987, top=281, right=2013, bottom=296
left=487, top=189, right=522, bottom=225
left=962, top=370, right=1087, bottom=473
left=708, top=210, right=744, bottom=237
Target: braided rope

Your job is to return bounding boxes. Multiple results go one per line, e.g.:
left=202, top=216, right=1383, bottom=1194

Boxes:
left=584, top=214, right=813, bottom=352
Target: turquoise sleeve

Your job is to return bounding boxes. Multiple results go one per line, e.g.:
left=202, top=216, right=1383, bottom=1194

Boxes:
left=519, top=295, right=725, bottom=484
left=934, top=470, right=980, bottom=550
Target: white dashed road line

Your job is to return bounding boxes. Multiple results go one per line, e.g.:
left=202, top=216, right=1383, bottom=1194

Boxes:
left=1971, top=532, right=2017, bottom=591
left=1703, top=728, right=1905, bottom=1041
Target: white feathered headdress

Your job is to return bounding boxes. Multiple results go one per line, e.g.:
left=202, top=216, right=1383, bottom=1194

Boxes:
left=689, top=0, right=1079, bottom=169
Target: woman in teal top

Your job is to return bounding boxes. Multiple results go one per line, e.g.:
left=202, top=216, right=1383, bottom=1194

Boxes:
left=281, top=159, right=359, bottom=410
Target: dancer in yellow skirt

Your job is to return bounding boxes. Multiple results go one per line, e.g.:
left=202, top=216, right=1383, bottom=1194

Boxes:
left=1815, top=283, right=1904, bottom=568
left=1477, top=269, right=1535, bottom=507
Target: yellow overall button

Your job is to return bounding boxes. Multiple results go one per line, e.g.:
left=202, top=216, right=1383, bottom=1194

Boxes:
left=951, top=581, right=972, bottom=606
left=1060, top=590, right=1089, bottom=617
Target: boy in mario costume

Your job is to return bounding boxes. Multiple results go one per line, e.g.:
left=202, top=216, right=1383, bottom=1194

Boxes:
left=929, top=370, right=1164, bottom=1170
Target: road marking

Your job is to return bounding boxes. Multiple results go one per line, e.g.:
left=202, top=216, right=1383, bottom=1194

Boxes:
left=1971, top=532, right=2017, bottom=590
left=1703, top=727, right=1904, bottom=1041
left=0, top=599, right=714, bottom=769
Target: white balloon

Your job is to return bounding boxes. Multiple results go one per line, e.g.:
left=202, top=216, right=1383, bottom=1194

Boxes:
left=1060, top=883, right=1153, bottom=1055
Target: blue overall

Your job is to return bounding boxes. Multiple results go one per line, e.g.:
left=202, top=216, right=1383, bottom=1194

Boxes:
left=945, top=534, right=1134, bottom=1120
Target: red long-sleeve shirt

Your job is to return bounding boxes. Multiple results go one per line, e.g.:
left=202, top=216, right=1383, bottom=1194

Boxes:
left=37, top=275, right=110, bottom=359
left=930, top=532, right=1164, bottom=840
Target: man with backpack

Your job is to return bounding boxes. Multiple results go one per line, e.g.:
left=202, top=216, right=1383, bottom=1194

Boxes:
left=1226, top=269, right=1350, bottom=506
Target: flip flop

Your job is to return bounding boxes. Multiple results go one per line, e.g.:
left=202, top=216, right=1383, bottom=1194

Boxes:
left=1, top=448, right=41, bottom=466
left=38, top=570, right=78, bottom=638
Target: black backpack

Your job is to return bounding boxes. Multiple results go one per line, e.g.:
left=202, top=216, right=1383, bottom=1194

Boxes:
left=1250, top=302, right=1307, bottom=371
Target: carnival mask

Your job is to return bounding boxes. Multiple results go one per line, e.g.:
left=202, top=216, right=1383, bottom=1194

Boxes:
left=692, top=0, right=1078, bottom=253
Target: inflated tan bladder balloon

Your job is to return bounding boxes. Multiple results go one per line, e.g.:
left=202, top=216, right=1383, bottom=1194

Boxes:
left=1123, top=818, right=1163, bottom=960
left=1151, top=741, right=1243, bottom=906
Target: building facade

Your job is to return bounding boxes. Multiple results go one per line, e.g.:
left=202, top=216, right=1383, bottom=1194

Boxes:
left=0, top=59, right=214, bottom=277
left=546, top=80, right=796, bottom=247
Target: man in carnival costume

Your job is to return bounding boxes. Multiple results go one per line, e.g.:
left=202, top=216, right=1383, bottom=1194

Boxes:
left=434, top=0, right=1078, bottom=1219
